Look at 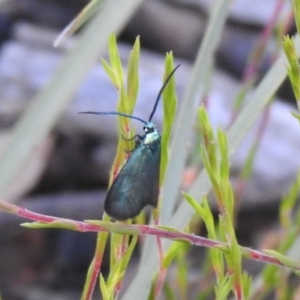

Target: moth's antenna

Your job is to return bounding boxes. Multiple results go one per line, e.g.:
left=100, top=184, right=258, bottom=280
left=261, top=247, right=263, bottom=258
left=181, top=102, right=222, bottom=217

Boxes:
left=148, top=64, right=180, bottom=122
left=79, top=111, right=148, bottom=125
left=80, top=65, right=180, bottom=125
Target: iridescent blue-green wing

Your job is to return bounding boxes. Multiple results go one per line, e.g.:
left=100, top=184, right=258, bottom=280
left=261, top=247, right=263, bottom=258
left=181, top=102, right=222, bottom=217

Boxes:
left=104, top=138, right=160, bottom=220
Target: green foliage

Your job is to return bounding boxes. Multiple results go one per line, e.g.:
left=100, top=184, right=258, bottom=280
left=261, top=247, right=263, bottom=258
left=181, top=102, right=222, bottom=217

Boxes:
left=160, top=54, right=178, bottom=184
left=186, top=106, right=245, bottom=298
left=102, top=235, right=138, bottom=299
left=283, top=36, right=300, bottom=104
left=100, top=34, right=139, bottom=187
left=96, top=34, right=141, bottom=300
left=293, top=0, right=300, bottom=36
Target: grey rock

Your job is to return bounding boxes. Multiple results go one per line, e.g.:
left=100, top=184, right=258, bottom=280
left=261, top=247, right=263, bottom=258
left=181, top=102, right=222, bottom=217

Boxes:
left=124, top=0, right=205, bottom=59
left=0, top=0, right=86, bottom=29
left=176, top=0, right=291, bottom=26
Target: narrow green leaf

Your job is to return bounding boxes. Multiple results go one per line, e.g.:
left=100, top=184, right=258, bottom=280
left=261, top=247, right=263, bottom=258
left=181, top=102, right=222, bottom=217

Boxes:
left=291, top=111, right=300, bottom=120
left=101, top=58, right=118, bottom=87
left=217, top=130, right=229, bottom=182
left=21, top=221, right=77, bottom=230
left=107, top=267, right=125, bottom=291
left=120, top=235, right=138, bottom=270
left=163, top=54, right=177, bottom=127
left=283, top=35, right=300, bottom=103
left=86, top=220, right=139, bottom=234
left=241, top=272, right=252, bottom=299
left=198, top=107, right=218, bottom=173
left=215, top=275, right=232, bottom=300
left=292, top=0, right=300, bottom=40
left=108, top=34, right=123, bottom=88
left=183, top=192, right=205, bottom=218
left=100, top=273, right=110, bottom=300
left=162, top=241, right=183, bottom=269
left=160, top=54, right=177, bottom=184
left=280, top=172, right=300, bottom=229
left=127, top=36, right=140, bottom=109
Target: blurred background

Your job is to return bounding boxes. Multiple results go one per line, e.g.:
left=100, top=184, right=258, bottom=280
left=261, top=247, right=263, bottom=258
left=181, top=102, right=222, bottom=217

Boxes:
left=0, top=0, right=299, bottom=299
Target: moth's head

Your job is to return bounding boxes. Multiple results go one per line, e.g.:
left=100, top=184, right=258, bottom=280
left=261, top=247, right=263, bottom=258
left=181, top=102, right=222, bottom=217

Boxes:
left=143, top=122, right=155, bottom=134
left=143, top=122, right=160, bottom=145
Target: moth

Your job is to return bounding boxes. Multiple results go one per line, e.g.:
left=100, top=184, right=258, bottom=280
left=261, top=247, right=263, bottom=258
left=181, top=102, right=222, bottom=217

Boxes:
left=81, top=65, right=179, bottom=220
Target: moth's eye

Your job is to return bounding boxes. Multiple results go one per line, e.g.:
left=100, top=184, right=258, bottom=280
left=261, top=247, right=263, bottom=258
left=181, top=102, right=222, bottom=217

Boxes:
left=144, top=125, right=154, bottom=134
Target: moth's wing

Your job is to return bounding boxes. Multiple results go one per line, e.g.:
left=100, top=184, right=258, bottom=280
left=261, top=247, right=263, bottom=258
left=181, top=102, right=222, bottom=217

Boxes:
left=104, top=139, right=160, bottom=220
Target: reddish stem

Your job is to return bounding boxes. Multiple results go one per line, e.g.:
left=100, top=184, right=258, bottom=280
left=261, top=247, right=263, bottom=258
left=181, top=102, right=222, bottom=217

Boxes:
left=242, top=0, right=285, bottom=82
left=0, top=200, right=299, bottom=271
left=85, top=256, right=103, bottom=300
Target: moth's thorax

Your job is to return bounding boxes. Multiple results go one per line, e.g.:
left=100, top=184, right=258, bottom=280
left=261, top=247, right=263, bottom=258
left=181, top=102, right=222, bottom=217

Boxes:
left=143, top=122, right=160, bottom=145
